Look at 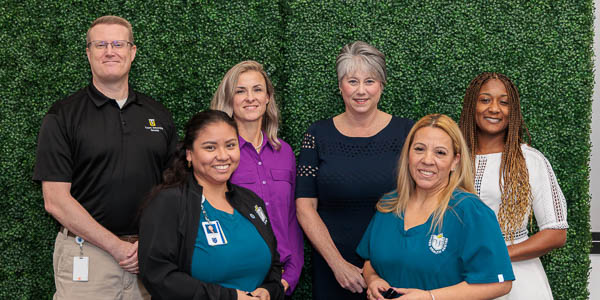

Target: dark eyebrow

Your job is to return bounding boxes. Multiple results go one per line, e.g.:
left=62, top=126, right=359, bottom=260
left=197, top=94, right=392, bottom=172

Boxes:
left=200, top=141, right=217, bottom=145
left=479, top=92, right=508, bottom=97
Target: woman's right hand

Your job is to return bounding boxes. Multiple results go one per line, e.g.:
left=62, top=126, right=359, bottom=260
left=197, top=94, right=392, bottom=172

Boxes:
left=297, top=197, right=366, bottom=292
left=366, top=277, right=391, bottom=300
left=236, top=290, right=259, bottom=300
left=331, top=259, right=367, bottom=293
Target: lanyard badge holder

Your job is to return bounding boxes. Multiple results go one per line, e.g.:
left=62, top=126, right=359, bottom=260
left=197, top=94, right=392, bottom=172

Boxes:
left=201, top=195, right=228, bottom=246
left=73, top=236, right=89, bottom=281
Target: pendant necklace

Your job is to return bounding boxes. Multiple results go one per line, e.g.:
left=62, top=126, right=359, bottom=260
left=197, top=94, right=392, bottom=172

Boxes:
left=254, top=131, right=263, bottom=153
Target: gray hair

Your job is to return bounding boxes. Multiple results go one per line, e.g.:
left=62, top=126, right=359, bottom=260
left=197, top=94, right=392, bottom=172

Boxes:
left=336, top=41, right=386, bottom=85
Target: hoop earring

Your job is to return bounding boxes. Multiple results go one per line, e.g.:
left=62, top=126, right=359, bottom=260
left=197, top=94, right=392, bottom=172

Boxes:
left=188, top=160, right=191, bottom=168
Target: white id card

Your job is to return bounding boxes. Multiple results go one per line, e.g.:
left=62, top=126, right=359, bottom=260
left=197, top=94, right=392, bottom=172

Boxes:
left=202, top=220, right=227, bottom=246
left=73, top=256, right=89, bottom=281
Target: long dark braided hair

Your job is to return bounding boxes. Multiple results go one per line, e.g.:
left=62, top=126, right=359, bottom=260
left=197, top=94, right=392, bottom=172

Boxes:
left=459, top=72, right=532, bottom=241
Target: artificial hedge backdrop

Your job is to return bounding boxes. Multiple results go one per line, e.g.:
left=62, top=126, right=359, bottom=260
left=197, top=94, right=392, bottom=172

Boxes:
left=0, top=1, right=592, bottom=299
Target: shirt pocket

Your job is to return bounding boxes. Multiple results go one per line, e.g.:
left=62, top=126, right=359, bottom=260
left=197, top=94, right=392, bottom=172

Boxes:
left=270, top=169, right=294, bottom=185
left=231, top=171, right=257, bottom=184
left=269, top=169, right=294, bottom=209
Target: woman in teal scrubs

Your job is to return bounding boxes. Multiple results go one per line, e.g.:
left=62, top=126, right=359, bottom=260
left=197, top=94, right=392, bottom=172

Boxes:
left=357, top=114, right=514, bottom=300
left=139, top=110, right=284, bottom=300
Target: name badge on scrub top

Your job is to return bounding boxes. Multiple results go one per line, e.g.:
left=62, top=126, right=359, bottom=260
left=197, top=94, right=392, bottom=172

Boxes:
left=202, top=220, right=228, bottom=246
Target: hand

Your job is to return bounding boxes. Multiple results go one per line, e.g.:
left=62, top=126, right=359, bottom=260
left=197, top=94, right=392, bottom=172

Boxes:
left=111, top=240, right=139, bottom=274
left=395, top=288, right=431, bottom=300
left=366, top=278, right=391, bottom=300
left=251, top=287, right=270, bottom=300
left=331, top=259, right=367, bottom=293
left=281, top=279, right=289, bottom=292
left=236, top=290, right=259, bottom=300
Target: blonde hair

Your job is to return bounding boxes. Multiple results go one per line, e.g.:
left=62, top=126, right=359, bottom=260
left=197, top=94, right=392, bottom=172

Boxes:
left=210, top=60, right=281, bottom=150
left=86, top=15, right=134, bottom=44
left=459, top=72, right=532, bottom=241
left=336, top=41, right=386, bottom=86
left=377, top=114, right=475, bottom=232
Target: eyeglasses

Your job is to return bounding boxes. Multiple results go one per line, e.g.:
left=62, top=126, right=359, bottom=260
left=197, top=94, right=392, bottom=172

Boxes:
left=87, top=40, right=134, bottom=50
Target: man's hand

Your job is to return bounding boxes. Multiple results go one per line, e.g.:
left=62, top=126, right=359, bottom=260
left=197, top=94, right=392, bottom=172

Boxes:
left=111, top=240, right=139, bottom=274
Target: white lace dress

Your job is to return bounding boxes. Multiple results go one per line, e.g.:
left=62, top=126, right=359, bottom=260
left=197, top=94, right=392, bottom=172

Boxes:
left=475, top=144, right=568, bottom=300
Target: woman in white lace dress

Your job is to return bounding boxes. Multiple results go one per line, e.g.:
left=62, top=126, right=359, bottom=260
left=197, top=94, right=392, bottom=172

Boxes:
left=458, top=72, right=568, bottom=299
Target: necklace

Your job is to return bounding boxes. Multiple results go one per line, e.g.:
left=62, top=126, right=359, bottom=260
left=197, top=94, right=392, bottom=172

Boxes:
left=254, top=131, right=263, bottom=153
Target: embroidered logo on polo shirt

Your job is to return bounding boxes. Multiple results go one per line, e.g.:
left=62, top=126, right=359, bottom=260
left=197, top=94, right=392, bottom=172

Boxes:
left=145, top=118, right=164, bottom=132
left=428, top=233, right=448, bottom=254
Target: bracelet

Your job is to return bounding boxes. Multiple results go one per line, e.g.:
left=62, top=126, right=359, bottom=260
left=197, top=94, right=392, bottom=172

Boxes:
left=428, top=290, right=435, bottom=300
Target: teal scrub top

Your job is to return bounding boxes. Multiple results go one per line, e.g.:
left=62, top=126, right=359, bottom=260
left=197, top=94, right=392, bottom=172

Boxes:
left=357, top=189, right=514, bottom=290
left=191, top=199, right=271, bottom=292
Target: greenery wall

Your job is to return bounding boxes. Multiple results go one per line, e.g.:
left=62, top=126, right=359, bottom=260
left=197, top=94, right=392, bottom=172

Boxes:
left=0, top=1, right=592, bottom=299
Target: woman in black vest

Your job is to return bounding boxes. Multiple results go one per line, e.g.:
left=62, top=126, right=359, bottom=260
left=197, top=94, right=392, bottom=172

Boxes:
left=139, top=110, right=284, bottom=300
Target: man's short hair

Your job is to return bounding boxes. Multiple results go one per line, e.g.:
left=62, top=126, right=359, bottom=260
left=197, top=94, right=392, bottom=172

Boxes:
left=86, top=15, right=134, bottom=44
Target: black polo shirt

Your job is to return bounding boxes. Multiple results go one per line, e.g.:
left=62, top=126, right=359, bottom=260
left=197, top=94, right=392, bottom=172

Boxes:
left=33, top=83, right=178, bottom=235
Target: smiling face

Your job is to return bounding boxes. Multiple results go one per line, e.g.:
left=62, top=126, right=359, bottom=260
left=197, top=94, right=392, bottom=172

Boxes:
left=186, top=121, right=240, bottom=188
left=339, top=69, right=383, bottom=115
left=86, top=24, right=136, bottom=85
left=232, top=70, right=269, bottom=125
left=475, top=79, right=510, bottom=139
left=408, top=126, right=460, bottom=195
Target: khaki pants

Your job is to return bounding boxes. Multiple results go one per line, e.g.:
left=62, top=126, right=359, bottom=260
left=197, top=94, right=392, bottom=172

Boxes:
left=52, top=229, right=150, bottom=300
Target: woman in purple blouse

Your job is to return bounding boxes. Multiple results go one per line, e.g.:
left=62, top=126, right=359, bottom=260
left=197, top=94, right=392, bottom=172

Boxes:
left=210, top=60, right=304, bottom=296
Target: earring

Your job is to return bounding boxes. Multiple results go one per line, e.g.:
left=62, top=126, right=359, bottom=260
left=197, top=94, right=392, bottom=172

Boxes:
left=188, top=160, right=191, bottom=168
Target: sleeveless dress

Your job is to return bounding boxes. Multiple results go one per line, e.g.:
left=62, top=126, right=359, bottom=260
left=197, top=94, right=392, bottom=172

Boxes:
left=475, top=144, right=568, bottom=300
left=295, top=116, right=414, bottom=300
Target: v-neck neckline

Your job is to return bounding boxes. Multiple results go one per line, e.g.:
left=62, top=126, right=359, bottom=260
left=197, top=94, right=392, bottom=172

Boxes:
left=400, top=213, right=433, bottom=236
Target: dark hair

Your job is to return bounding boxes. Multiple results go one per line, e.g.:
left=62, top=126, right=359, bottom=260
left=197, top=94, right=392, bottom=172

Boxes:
left=162, top=110, right=238, bottom=188
left=139, top=110, right=238, bottom=215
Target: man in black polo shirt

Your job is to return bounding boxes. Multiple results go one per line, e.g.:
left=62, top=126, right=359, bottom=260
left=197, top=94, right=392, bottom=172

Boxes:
left=33, top=15, right=177, bottom=299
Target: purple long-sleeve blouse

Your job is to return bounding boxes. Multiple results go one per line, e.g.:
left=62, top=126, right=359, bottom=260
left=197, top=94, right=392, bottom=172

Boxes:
left=230, top=134, right=304, bottom=295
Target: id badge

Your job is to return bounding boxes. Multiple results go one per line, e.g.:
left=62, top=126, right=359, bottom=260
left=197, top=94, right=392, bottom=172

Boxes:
left=73, top=256, right=89, bottom=281
left=202, top=220, right=227, bottom=246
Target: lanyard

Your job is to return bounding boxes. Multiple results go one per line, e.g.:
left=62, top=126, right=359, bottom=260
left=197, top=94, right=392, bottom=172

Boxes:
left=200, top=195, right=212, bottom=223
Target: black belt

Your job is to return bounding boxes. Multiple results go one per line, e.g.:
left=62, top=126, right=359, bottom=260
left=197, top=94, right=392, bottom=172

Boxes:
left=60, top=226, right=139, bottom=243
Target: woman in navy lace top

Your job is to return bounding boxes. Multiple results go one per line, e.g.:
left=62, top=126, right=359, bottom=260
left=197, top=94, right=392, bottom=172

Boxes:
left=295, top=41, right=414, bottom=300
